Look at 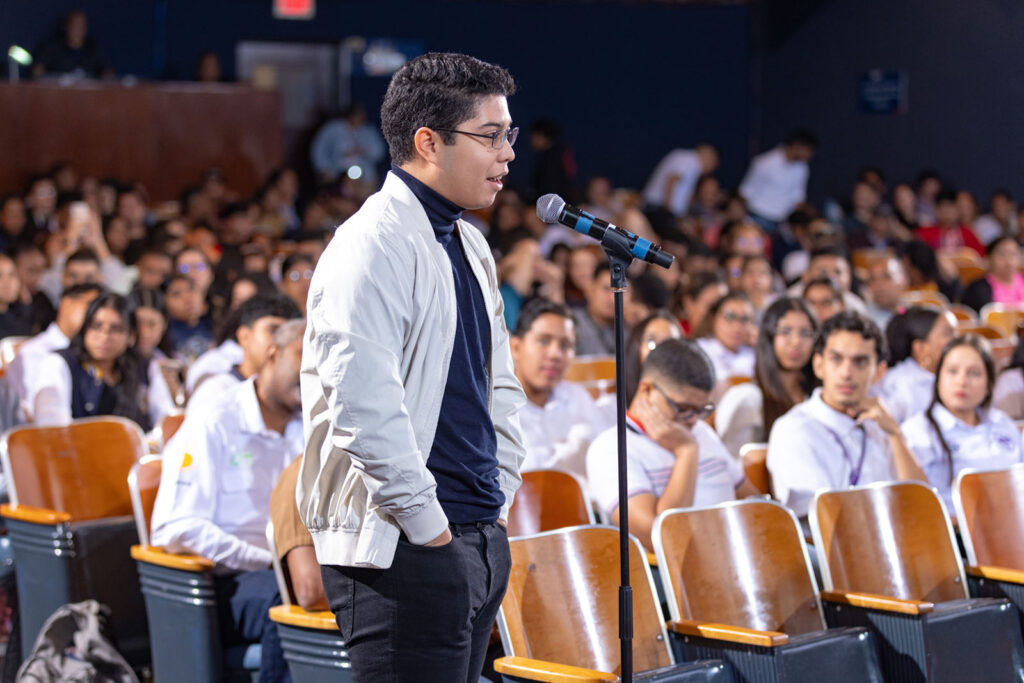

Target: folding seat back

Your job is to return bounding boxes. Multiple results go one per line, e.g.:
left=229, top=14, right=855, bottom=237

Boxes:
left=565, top=355, right=616, bottom=398
left=955, top=464, right=1024, bottom=569
left=981, top=303, right=1024, bottom=340
left=738, top=444, right=771, bottom=497
left=655, top=500, right=823, bottom=635
left=654, top=501, right=883, bottom=682
left=507, top=468, right=595, bottom=537
left=811, top=481, right=966, bottom=602
left=127, top=457, right=161, bottom=546
left=0, top=417, right=148, bottom=665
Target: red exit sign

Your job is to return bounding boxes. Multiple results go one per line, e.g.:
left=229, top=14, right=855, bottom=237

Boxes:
left=274, top=0, right=315, bottom=20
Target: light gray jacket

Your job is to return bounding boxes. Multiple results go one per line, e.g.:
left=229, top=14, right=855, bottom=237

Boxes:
left=298, top=171, right=526, bottom=569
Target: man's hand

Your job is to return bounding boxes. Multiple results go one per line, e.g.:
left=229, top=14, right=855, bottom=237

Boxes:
left=855, top=397, right=900, bottom=436
left=422, top=528, right=453, bottom=547
left=634, top=394, right=697, bottom=455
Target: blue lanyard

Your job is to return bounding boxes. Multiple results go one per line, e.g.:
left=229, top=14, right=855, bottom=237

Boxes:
left=821, top=423, right=868, bottom=486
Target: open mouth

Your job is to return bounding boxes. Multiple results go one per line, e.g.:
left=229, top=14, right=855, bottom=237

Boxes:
left=487, top=173, right=506, bottom=188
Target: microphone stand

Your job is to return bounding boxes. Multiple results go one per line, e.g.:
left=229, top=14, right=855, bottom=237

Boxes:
left=602, top=234, right=638, bottom=683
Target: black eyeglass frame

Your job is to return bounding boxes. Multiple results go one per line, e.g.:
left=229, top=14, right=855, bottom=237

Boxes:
left=433, top=126, right=519, bottom=149
left=652, top=383, right=715, bottom=422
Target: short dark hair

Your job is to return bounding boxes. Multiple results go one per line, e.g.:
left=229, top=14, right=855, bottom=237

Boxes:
left=803, top=277, right=842, bottom=300
left=380, top=52, right=516, bottom=165
left=236, top=291, right=302, bottom=329
left=785, top=127, right=819, bottom=148
left=513, top=298, right=573, bottom=337
left=935, top=187, right=958, bottom=205
left=61, top=282, right=104, bottom=300
left=281, top=253, right=314, bottom=276
left=813, top=311, right=888, bottom=364
left=641, top=338, right=715, bottom=392
left=808, top=245, right=849, bottom=263
left=630, top=273, right=670, bottom=310
left=985, top=234, right=1020, bottom=256
left=66, top=247, right=100, bottom=267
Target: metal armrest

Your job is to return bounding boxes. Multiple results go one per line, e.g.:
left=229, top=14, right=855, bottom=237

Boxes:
left=667, top=619, right=789, bottom=647
left=493, top=655, right=618, bottom=682
left=820, top=590, right=934, bottom=615
left=130, top=544, right=215, bottom=571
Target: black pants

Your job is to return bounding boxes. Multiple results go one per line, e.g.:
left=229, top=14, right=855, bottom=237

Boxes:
left=321, top=522, right=511, bottom=683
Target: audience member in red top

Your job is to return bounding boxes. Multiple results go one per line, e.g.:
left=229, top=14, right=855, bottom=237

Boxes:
left=915, top=188, right=985, bottom=256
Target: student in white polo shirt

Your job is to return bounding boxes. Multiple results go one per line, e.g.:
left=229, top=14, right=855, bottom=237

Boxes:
left=510, top=298, right=607, bottom=480
left=901, top=334, right=1024, bottom=514
left=151, top=319, right=305, bottom=683
left=768, top=311, right=927, bottom=519
left=586, top=338, right=758, bottom=550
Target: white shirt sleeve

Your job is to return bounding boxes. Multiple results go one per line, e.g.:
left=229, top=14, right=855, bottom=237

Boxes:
left=31, top=353, right=73, bottom=426
left=900, top=412, right=946, bottom=483
left=715, top=383, right=764, bottom=459
left=146, top=358, right=177, bottom=427
left=586, top=430, right=652, bottom=520
left=150, top=418, right=273, bottom=572
left=767, top=414, right=837, bottom=518
left=993, top=369, right=1024, bottom=421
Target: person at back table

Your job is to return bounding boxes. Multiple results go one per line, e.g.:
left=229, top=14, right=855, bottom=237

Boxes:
left=767, top=311, right=927, bottom=519
left=586, top=338, right=759, bottom=551
left=510, top=298, right=607, bottom=480
left=151, top=320, right=306, bottom=683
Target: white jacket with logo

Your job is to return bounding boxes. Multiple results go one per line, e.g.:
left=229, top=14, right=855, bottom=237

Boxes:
left=298, top=171, right=526, bottom=569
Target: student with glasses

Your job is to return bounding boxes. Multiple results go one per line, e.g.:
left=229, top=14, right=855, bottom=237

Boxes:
left=32, top=292, right=151, bottom=430
left=767, top=311, right=926, bottom=519
left=693, top=291, right=757, bottom=396
left=300, top=53, right=526, bottom=681
left=586, top=338, right=759, bottom=551
left=715, top=297, right=819, bottom=458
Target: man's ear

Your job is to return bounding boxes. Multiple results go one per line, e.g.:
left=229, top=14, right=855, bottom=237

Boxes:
left=873, top=361, right=888, bottom=385
left=412, top=127, right=444, bottom=164
left=811, top=351, right=825, bottom=381
left=236, top=325, right=252, bottom=349
left=509, top=335, right=522, bottom=359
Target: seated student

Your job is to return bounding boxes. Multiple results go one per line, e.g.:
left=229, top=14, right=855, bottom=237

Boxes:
left=151, top=319, right=305, bottom=683
left=11, top=242, right=57, bottom=335
left=693, top=292, right=757, bottom=392
left=716, top=297, right=818, bottom=458
left=573, top=261, right=617, bottom=355
left=962, top=235, right=1024, bottom=312
left=993, top=333, right=1024, bottom=420
left=0, top=253, right=33, bottom=337
left=185, top=319, right=244, bottom=394
left=902, top=334, right=1023, bottom=513
left=802, top=277, right=844, bottom=324
left=163, top=273, right=214, bottom=362
left=32, top=292, right=152, bottom=430
left=8, top=283, right=102, bottom=418
left=915, top=187, right=985, bottom=256
left=586, top=338, right=758, bottom=550
left=127, top=287, right=179, bottom=423
left=873, top=306, right=956, bottom=423
left=680, top=271, right=728, bottom=336
left=767, top=311, right=926, bottom=518
left=788, top=246, right=869, bottom=314
left=622, top=309, right=685, bottom=404
left=510, top=298, right=607, bottom=478
left=186, top=292, right=301, bottom=416
left=269, top=457, right=328, bottom=612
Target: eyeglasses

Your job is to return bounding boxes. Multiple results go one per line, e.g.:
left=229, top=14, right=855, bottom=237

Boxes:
left=776, top=326, right=816, bottom=340
left=287, top=269, right=313, bottom=282
left=178, top=263, right=207, bottom=274
left=721, top=311, right=753, bottom=325
left=433, top=126, right=519, bottom=150
left=653, top=384, right=714, bottom=422
left=87, top=321, right=128, bottom=336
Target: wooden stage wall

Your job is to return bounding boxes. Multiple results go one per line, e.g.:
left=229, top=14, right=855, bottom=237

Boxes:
left=0, top=82, right=283, bottom=201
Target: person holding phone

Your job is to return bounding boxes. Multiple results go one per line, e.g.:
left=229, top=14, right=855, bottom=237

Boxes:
left=767, top=311, right=926, bottom=518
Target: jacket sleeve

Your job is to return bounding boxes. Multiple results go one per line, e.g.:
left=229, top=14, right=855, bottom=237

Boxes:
left=304, top=219, right=449, bottom=545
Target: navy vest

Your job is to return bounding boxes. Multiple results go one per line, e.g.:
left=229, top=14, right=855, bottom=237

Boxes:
left=56, top=348, right=117, bottom=419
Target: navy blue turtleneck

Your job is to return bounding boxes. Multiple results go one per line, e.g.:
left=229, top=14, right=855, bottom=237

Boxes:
left=391, top=166, right=502, bottom=524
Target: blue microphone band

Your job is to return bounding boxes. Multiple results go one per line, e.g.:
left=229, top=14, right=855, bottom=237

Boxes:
left=631, top=237, right=652, bottom=260
left=574, top=214, right=594, bottom=235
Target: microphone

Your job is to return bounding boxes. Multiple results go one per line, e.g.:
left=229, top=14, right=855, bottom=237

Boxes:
left=536, top=194, right=674, bottom=269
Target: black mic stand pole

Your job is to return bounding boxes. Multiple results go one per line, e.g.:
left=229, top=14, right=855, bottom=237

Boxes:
left=603, top=238, right=636, bottom=683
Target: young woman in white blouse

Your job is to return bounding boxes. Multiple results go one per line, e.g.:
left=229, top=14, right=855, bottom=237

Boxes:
left=716, top=297, right=818, bottom=457
left=901, top=334, right=1023, bottom=513
left=694, top=292, right=757, bottom=398
left=874, top=306, right=956, bottom=423
left=993, top=333, right=1024, bottom=420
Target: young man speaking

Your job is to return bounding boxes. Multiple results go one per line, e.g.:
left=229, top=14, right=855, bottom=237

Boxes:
left=299, top=53, right=527, bottom=681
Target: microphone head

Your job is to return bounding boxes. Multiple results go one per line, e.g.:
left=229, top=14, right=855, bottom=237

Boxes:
left=536, top=194, right=566, bottom=224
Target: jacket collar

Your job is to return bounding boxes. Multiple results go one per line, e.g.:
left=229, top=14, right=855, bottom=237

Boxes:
left=805, top=387, right=861, bottom=437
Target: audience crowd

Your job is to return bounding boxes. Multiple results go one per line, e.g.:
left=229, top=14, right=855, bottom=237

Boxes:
left=4, top=114, right=1024, bottom=679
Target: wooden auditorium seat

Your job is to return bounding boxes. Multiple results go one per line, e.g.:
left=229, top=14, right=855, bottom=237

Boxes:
left=738, top=443, right=771, bottom=496
left=494, top=525, right=736, bottom=682
left=957, top=324, right=1008, bottom=340
left=565, top=355, right=617, bottom=398
left=266, top=522, right=352, bottom=682
left=128, top=456, right=261, bottom=682
left=948, top=303, right=979, bottom=326
left=507, top=468, right=595, bottom=537
left=810, top=481, right=1024, bottom=682
left=0, top=417, right=149, bottom=666
left=954, top=465, right=1024, bottom=631
left=981, top=303, right=1024, bottom=339
left=652, top=500, right=882, bottom=682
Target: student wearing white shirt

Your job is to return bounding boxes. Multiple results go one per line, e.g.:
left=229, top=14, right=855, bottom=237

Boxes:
left=993, top=335, right=1024, bottom=420
left=7, top=283, right=101, bottom=417
left=768, top=312, right=926, bottom=518
left=33, top=292, right=152, bottom=430
left=642, top=143, right=719, bottom=217
left=716, top=297, right=818, bottom=458
left=186, top=292, right=301, bottom=417
left=874, top=306, right=956, bottom=423
left=787, top=246, right=868, bottom=317
left=694, top=292, right=756, bottom=396
left=739, top=129, right=818, bottom=231
left=185, top=338, right=243, bottom=394
left=902, top=335, right=1023, bottom=513
left=151, top=319, right=305, bottom=683
left=510, top=299, right=606, bottom=478
left=586, top=338, right=757, bottom=550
